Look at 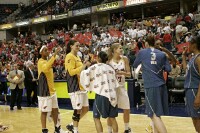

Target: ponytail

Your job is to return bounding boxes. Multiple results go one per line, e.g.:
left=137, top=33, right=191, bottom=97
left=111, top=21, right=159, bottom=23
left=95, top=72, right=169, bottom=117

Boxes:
left=66, top=40, right=77, bottom=54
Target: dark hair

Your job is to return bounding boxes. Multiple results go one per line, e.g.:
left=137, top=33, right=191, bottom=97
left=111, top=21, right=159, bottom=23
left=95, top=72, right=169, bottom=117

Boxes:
left=190, top=35, right=200, bottom=50
left=98, top=51, right=108, bottom=63
left=38, top=46, right=42, bottom=59
left=146, top=34, right=155, bottom=46
left=66, top=40, right=78, bottom=54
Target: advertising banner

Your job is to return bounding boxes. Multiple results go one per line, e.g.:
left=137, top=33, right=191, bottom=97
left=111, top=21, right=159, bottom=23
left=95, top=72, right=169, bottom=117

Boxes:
left=97, top=2, right=119, bottom=11
left=124, top=0, right=147, bottom=6
left=16, top=20, right=30, bottom=26
left=32, top=16, right=49, bottom=24
left=0, top=24, right=13, bottom=30
left=72, top=7, right=91, bottom=16
left=52, top=13, right=68, bottom=20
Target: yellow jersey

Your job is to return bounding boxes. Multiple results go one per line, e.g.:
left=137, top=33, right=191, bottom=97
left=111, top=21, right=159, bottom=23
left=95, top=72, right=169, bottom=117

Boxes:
left=65, top=53, right=84, bottom=91
left=38, top=56, right=55, bottom=95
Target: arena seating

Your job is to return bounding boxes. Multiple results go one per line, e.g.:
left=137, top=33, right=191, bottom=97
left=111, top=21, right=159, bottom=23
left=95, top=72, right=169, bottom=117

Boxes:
left=15, top=2, right=44, bottom=21
left=168, top=76, right=185, bottom=104
left=71, top=0, right=104, bottom=10
left=0, top=4, right=18, bottom=24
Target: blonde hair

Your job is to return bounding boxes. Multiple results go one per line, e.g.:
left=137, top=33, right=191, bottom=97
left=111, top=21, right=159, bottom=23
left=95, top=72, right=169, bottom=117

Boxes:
left=108, top=43, right=121, bottom=61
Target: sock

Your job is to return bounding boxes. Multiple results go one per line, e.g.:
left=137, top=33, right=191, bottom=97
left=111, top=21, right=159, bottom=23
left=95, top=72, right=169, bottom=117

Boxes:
left=108, top=126, right=112, bottom=133
left=55, top=125, right=60, bottom=129
left=74, top=127, right=78, bottom=133
left=124, top=123, right=129, bottom=130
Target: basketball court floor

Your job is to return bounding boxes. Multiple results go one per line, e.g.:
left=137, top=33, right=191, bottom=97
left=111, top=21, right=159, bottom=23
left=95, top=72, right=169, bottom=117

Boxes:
left=0, top=105, right=196, bottom=133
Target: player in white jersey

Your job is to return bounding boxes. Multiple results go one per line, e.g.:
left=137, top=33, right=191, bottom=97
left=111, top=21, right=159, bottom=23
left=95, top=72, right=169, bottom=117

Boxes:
left=107, top=43, right=132, bottom=133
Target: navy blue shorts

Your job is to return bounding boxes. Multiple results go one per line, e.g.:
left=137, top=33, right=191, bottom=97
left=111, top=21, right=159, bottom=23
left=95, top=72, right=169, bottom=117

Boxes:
left=145, top=85, right=169, bottom=117
left=185, top=89, right=200, bottom=118
left=93, top=94, right=118, bottom=118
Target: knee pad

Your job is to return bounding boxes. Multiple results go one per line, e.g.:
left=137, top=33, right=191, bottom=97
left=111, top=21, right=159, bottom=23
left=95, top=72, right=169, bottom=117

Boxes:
left=72, top=110, right=80, bottom=122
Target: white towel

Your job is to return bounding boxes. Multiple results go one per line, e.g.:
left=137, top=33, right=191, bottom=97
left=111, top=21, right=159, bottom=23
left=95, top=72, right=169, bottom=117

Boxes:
left=80, top=63, right=119, bottom=107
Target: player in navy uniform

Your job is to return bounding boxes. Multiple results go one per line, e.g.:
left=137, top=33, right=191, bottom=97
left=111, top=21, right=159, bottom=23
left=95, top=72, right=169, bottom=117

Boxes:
left=182, top=35, right=200, bottom=133
left=133, top=34, right=176, bottom=133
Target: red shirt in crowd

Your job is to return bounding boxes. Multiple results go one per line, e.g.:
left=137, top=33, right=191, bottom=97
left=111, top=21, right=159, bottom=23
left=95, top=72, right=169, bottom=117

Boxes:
left=163, top=33, right=172, bottom=43
left=176, top=17, right=182, bottom=25
left=185, top=15, right=191, bottom=22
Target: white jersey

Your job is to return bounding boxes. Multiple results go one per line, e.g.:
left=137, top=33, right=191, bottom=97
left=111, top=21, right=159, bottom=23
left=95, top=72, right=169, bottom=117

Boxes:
left=109, top=57, right=126, bottom=87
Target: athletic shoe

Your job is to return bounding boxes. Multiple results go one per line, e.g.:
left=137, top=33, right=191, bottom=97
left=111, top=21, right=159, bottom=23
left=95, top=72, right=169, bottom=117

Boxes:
left=124, top=127, right=132, bottom=133
left=0, top=125, right=9, bottom=132
left=17, top=107, right=22, bottom=110
left=145, top=125, right=153, bottom=133
left=42, top=129, right=48, bottom=133
left=66, top=124, right=74, bottom=132
left=55, top=126, right=69, bottom=133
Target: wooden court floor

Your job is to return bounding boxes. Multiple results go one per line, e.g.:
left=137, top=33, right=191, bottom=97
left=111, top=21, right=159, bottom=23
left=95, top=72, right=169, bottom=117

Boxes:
left=0, top=105, right=196, bottom=133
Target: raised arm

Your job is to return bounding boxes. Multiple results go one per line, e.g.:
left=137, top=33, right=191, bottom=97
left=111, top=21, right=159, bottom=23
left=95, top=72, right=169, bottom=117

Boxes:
left=160, top=46, right=177, bottom=65
left=181, top=47, right=188, bottom=72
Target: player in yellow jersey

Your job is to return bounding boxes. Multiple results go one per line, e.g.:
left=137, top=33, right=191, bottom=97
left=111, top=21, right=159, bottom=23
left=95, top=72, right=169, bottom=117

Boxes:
left=65, top=40, right=91, bottom=133
left=37, top=45, right=67, bottom=133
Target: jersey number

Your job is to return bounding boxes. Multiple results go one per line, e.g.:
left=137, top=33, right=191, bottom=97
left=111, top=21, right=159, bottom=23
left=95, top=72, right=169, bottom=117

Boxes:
left=118, top=76, right=122, bottom=82
left=151, top=52, right=157, bottom=64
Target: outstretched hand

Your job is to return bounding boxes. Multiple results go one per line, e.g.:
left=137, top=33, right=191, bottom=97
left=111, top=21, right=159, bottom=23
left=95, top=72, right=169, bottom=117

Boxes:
left=182, top=46, right=188, bottom=56
left=55, top=47, right=62, bottom=54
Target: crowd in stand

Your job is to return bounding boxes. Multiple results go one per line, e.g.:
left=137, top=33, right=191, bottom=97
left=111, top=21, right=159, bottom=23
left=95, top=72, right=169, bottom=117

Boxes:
left=0, top=4, right=200, bottom=132
left=35, top=0, right=74, bottom=17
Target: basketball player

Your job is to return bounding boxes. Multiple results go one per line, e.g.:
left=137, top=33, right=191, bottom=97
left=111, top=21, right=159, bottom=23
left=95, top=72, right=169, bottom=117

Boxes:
left=65, top=40, right=91, bottom=133
left=182, top=35, right=200, bottom=133
left=107, top=43, right=132, bottom=133
left=38, top=46, right=66, bottom=133
left=80, top=51, right=119, bottom=133
left=133, top=34, right=172, bottom=133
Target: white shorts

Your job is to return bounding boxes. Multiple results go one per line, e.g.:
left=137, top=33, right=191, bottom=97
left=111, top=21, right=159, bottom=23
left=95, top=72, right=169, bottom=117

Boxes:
left=117, top=87, right=130, bottom=109
left=38, top=93, right=59, bottom=112
left=69, top=91, right=89, bottom=110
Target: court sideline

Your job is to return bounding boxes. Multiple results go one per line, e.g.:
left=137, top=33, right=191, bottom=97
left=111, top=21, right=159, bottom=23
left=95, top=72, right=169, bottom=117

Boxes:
left=0, top=105, right=196, bottom=133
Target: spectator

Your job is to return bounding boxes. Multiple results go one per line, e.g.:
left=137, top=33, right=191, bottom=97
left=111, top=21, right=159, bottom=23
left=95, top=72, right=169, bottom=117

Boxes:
left=169, top=64, right=181, bottom=78
left=24, top=61, right=38, bottom=107
left=163, top=30, right=172, bottom=51
left=7, top=63, right=25, bottom=111
left=0, top=65, right=8, bottom=102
